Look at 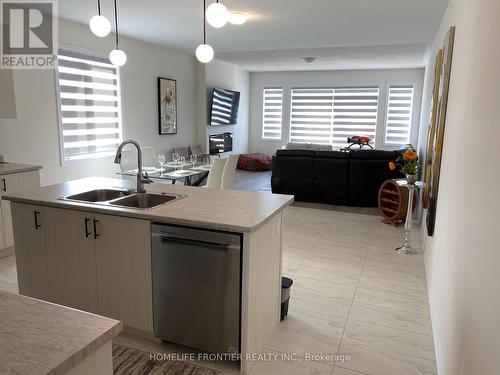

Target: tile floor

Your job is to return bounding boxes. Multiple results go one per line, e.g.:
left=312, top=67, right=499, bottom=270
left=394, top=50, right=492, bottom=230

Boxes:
left=0, top=204, right=436, bottom=375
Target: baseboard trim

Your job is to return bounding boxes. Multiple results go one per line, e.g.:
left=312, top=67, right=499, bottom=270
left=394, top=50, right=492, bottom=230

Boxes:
left=122, top=326, right=157, bottom=341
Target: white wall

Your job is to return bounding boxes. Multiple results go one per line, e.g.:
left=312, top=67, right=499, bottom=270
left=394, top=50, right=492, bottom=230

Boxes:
left=0, top=18, right=199, bottom=185
left=249, top=69, right=424, bottom=155
left=419, top=0, right=500, bottom=374
left=198, top=59, right=250, bottom=155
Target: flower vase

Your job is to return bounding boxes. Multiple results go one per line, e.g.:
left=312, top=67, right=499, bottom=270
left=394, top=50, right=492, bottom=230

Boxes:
left=406, top=174, right=417, bottom=185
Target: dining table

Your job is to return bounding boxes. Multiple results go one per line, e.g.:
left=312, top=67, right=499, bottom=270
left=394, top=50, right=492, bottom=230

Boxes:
left=118, top=162, right=211, bottom=186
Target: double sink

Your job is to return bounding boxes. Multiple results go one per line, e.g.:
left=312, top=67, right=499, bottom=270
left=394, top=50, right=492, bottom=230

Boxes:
left=60, top=189, right=184, bottom=210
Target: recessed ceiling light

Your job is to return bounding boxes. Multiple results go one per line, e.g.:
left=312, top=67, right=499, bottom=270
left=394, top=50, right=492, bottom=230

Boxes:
left=228, top=11, right=249, bottom=25
left=303, top=57, right=317, bottom=63
left=304, top=56, right=318, bottom=64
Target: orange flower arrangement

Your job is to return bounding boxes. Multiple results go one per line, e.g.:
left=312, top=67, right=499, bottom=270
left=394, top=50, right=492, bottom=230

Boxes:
left=389, top=147, right=419, bottom=175
left=403, top=148, right=417, bottom=161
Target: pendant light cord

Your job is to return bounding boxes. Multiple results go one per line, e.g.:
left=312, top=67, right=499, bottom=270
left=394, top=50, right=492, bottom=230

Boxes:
left=203, top=0, right=206, bottom=44
left=113, top=0, right=119, bottom=48
left=97, top=0, right=101, bottom=15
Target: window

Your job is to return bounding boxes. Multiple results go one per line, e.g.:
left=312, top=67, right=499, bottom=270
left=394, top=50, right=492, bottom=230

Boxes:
left=261, top=87, right=284, bottom=140
left=56, top=49, right=122, bottom=162
left=289, top=87, right=379, bottom=148
left=384, top=84, right=414, bottom=145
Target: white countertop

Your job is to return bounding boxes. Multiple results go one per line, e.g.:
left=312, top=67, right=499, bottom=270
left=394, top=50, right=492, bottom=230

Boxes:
left=1, top=177, right=294, bottom=232
left=0, top=162, right=42, bottom=176
left=0, top=291, right=122, bottom=375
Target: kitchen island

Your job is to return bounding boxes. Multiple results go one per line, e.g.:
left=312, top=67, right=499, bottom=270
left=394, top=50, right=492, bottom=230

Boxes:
left=0, top=291, right=122, bottom=375
left=2, top=177, right=293, bottom=374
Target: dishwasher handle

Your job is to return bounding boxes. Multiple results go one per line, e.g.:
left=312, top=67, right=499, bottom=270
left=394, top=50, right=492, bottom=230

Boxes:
left=152, top=233, right=235, bottom=251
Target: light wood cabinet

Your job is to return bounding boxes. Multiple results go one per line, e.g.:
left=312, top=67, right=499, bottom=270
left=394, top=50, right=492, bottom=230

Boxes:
left=43, top=208, right=99, bottom=313
left=0, top=206, right=5, bottom=249
left=11, top=203, right=49, bottom=300
left=95, top=214, right=153, bottom=332
left=11, top=203, right=153, bottom=331
left=1, top=170, right=40, bottom=249
left=1, top=173, right=21, bottom=248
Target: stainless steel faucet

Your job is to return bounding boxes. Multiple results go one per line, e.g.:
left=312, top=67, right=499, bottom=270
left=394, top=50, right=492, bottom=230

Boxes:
left=114, top=140, right=152, bottom=193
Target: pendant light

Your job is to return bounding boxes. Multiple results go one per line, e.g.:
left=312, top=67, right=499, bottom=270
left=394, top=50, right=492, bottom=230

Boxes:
left=89, top=0, right=111, bottom=37
left=228, top=11, right=249, bottom=25
left=206, top=0, right=228, bottom=28
left=109, top=0, right=127, bottom=67
left=196, top=0, right=214, bottom=63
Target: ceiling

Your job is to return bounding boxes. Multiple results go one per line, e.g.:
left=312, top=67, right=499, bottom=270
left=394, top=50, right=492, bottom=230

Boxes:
left=59, top=0, right=449, bottom=71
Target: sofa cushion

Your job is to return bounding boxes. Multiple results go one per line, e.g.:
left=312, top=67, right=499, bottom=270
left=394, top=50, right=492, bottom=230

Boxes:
left=349, top=149, right=397, bottom=160
left=315, top=151, right=349, bottom=159
left=285, top=142, right=310, bottom=150
left=313, top=157, right=349, bottom=205
left=276, top=149, right=316, bottom=157
left=271, top=154, right=314, bottom=200
left=348, top=158, right=402, bottom=207
left=285, top=143, right=333, bottom=151
left=310, top=144, right=333, bottom=152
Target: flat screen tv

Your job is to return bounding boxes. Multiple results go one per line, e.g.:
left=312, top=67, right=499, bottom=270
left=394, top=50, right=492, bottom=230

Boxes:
left=209, top=88, right=240, bottom=126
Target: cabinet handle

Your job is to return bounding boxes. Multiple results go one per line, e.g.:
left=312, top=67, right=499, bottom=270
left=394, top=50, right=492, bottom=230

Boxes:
left=84, top=218, right=91, bottom=238
left=93, top=219, right=100, bottom=239
left=1, top=178, right=5, bottom=192
left=34, top=210, right=41, bottom=230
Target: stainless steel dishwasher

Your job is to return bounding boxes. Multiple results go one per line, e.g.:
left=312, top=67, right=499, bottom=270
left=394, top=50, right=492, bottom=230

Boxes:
left=151, top=224, right=242, bottom=354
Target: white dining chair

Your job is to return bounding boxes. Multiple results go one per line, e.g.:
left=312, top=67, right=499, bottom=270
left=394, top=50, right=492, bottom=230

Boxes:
left=221, top=154, right=239, bottom=190
left=205, top=158, right=227, bottom=188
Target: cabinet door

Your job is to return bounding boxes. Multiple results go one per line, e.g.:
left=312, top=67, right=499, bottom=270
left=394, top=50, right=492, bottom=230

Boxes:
left=1, top=171, right=40, bottom=249
left=95, top=214, right=153, bottom=331
left=43, top=207, right=99, bottom=313
left=10, top=202, right=48, bottom=299
left=0, top=206, right=5, bottom=249
left=0, top=173, right=21, bottom=248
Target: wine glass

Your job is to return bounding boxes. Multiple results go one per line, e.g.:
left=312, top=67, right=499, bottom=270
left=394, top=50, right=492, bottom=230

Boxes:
left=179, top=156, right=185, bottom=171
left=157, top=154, right=166, bottom=172
left=190, top=154, right=197, bottom=170
left=172, top=152, right=180, bottom=169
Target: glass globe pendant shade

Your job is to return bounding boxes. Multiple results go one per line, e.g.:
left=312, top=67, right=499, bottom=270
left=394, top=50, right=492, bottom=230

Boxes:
left=206, top=2, right=228, bottom=28
left=89, top=15, right=111, bottom=37
left=228, top=11, right=249, bottom=25
left=196, top=44, right=214, bottom=63
left=109, top=49, right=127, bottom=66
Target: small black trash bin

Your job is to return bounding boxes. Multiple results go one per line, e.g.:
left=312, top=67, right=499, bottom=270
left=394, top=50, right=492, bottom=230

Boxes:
left=281, top=276, right=293, bottom=321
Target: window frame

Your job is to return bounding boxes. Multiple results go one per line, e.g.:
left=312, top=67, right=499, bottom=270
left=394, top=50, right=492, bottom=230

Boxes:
left=55, top=44, right=123, bottom=166
left=260, top=85, right=285, bottom=142
left=381, top=82, right=417, bottom=149
left=287, top=84, right=381, bottom=149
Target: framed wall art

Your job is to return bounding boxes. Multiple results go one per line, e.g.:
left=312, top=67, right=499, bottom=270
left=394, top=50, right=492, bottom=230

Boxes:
left=425, top=26, right=456, bottom=236
left=158, top=77, right=177, bottom=135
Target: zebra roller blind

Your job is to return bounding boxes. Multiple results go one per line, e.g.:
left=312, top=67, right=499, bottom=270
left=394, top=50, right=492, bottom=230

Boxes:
left=262, top=87, right=284, bottom=140
left=385, top=84, right=414, bottom=144
left=57, top=49, right=122, bottom=162
left=289, top=87, right=380, bottom=148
